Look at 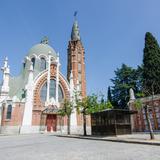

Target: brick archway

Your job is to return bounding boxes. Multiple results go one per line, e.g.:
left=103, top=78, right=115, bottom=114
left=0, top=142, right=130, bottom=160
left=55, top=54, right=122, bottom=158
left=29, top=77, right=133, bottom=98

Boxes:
left=33, top=64, right=70, bottom=109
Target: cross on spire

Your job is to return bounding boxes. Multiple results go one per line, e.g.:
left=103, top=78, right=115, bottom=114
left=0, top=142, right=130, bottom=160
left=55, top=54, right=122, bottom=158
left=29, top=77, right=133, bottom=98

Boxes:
left=74, top=11, right=78, bottom=20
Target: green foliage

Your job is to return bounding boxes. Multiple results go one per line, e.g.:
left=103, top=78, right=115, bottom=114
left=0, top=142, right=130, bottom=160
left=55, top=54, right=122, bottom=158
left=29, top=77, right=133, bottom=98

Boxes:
left=109, top=32, right=160, bottom=109
left=76, top=95, right=99, bottom=115
left=58, top=99, right=73, bottom=117
left=106, top=100, right=113, bottom=109
left=107, top=86, right=112, bottom=104
left=143, top=32, right=160, bottom=95
left=134, top=99, right=143, bottom=110
left=111, top=64, right=142, bottom=109
left=75, top=94, right=114, bottom=114
left=98, top=96, right=113, bottom=111
left=136, top=92, right=145, bottom=98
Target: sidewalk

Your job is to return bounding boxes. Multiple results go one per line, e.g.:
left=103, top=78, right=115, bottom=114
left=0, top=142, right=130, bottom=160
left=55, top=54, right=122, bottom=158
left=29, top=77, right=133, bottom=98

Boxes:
left=56, top=133, right=160, bottom=146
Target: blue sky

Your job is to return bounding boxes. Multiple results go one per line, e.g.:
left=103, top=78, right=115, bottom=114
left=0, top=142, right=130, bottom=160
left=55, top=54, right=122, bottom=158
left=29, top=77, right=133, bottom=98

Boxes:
left=0, top=0, right=160, bottom=96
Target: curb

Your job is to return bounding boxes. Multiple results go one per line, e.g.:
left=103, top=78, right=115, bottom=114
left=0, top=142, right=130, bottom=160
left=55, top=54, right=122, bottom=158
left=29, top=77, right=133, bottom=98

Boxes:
left=56, top=135, right=160, bottom=146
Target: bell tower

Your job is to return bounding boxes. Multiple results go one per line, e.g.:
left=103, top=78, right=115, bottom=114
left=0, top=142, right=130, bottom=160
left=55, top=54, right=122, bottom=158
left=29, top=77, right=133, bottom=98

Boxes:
left=67, top=15, right=86, bottom=97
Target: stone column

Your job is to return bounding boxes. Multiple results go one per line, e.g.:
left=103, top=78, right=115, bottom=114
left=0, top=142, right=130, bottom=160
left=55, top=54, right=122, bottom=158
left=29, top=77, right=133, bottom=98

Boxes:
left=20, top=63, right=34, bottom=134
left=46, top=54, right=51, bottom=103
left=129, top=88, right=136, bottom=132
left=69, top=71, right=77, bottom=133
left=56, top=54, right=60, bottom=106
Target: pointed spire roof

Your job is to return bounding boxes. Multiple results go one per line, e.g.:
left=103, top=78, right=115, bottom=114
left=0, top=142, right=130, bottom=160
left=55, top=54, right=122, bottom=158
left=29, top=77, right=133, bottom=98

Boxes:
left=71, top=13, right=81, bottom=41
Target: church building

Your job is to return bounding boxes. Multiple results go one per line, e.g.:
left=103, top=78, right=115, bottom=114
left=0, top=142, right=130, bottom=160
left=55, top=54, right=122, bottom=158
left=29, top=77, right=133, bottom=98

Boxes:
left=0, top=18, right=90, bottom=134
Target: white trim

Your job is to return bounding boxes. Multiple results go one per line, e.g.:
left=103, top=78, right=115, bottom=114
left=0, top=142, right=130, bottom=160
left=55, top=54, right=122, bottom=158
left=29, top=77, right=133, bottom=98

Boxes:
left=29, top=54, right=38, bottom=59
left=56, top=56, right=60, bottom=104
left=46, top=55, right=51, bottom=102
left=34, top=70, right=70, bottom=95
left=38, top=54, right=47, bottom=60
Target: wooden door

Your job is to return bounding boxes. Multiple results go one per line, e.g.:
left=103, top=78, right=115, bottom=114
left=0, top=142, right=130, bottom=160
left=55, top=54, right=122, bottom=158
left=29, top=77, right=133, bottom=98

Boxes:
left=46, top=114, right=57, bottom=132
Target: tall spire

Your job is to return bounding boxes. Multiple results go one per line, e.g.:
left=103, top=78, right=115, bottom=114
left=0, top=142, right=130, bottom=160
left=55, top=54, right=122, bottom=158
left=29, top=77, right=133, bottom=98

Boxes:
left=71, top=12, right=81, bottom=41
left=67, top=12, right=86, bottom=97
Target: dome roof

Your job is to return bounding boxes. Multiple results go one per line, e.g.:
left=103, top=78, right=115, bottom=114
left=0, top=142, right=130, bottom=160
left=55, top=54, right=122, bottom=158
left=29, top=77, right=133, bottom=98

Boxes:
left=27, top=43, right=57, bottom=58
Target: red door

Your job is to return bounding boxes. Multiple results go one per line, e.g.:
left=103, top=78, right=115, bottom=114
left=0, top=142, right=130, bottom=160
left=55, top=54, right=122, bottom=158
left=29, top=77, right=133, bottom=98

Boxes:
left=46, top=115, right=57, bottom=132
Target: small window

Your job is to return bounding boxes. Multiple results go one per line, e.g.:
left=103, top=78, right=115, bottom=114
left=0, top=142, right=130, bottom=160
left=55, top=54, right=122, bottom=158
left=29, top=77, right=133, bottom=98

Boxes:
left=78, top=63, right=81, bottom=71
left=78, top=73, right=81, bottom=81
left=31, top=57, right=35, bottom=69
left=78, top=53, right=81, bottom=61
left=40, top=57, right=46, bottom=71
left=6, top=105, right=12, bottom=119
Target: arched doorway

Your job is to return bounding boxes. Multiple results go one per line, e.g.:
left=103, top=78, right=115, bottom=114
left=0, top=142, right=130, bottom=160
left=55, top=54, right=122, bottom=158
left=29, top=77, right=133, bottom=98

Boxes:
left=42, top=105, right=59, bottom=132
left=46, top=114, right=57, bottom=132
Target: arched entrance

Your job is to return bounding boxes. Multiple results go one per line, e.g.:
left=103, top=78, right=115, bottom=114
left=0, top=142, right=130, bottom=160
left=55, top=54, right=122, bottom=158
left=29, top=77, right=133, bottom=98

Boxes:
left=42, top=105, right=59, bottom=132
left=46, top=114, right=57, bottom=132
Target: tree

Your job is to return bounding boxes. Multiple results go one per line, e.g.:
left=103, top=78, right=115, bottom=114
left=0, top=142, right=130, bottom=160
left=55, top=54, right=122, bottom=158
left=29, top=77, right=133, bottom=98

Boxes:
left=58, top=99, right=73, bottom=135
left=135, top=99, right=155, bottom=140
left=143, top=32, right=160, bottom=95
left=135, top=65, right=144, bottom=98
left=76, top=94, right=113, bottom=136
left=98, top=94, right=113, bottom=111
left=76, top=95, right=99, bottom=136
left=107, top=86, right=112, bottom=103
left=111, top=64, right=141, bottom=109
left=142, top=32, right=160, bottom=131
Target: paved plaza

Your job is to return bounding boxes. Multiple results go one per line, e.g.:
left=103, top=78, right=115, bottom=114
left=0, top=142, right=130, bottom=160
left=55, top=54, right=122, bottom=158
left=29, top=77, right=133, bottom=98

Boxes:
left=0, top=134, right=160, bottom=160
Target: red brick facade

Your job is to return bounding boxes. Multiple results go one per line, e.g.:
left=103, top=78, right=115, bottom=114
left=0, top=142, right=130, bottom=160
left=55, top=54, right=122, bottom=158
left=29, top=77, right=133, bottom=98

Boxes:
left=1, top=63, right=71, bottom=129
left=130, top=96, right=160, bottom=132
left=32, top=64, right=70, bottom=127
left=67, top=40, right=86, bottom=97
left=1, top=103, right=25, bottom=126
left=67, top=39, right=90, bottom=127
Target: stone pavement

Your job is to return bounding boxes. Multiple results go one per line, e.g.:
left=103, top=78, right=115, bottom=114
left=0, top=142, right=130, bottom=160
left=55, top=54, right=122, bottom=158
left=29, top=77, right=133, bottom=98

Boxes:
left=57, top=133, right=160, bottom=146
left=0, top=133, right=160, bottom=160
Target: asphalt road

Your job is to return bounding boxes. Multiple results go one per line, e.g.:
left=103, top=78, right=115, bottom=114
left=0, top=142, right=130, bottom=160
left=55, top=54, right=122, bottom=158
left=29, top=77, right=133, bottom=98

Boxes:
left=0, top=134, right=159, bottom=160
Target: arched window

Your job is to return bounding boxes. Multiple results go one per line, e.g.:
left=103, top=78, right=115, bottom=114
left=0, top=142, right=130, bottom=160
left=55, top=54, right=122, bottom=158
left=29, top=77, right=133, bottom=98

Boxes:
left=40, top=79, right=64, bottom=103
left=6, top=104, right=12, bottom=119
left=31, top=57, right=35, bottom=69
left=23, top=62, right=26, bottom=69
left=40, top=82, right=47, bottom=102
left=40, top=57, right=46, bottom=71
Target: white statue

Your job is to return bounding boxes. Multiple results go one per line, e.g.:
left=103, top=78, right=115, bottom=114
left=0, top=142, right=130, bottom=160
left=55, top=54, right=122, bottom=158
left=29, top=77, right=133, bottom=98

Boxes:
left=129, top=88, right=135, bottom=101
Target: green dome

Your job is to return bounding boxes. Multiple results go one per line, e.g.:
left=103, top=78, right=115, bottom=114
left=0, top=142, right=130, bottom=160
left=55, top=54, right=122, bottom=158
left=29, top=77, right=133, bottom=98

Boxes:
left=27, top=43, right=57, bottom=58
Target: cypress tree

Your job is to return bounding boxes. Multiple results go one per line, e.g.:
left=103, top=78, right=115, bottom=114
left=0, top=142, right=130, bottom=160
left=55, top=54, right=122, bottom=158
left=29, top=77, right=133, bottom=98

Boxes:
left=107, top=86, right=112, bottom=103
left=143, top=32, right=160, bottom=95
